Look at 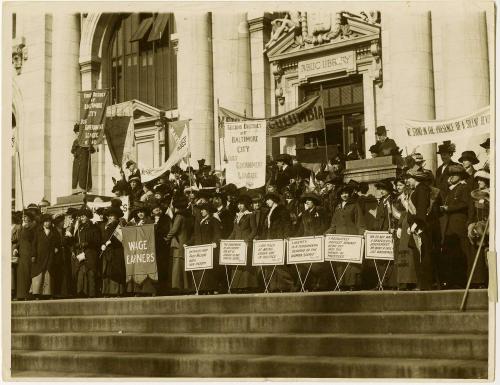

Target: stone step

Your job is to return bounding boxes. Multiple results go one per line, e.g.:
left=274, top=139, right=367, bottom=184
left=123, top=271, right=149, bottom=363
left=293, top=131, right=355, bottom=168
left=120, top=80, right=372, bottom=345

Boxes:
left=11, top=311, right=489, bottom=334
left=11, top=290, right=488, bottom=317
left=11, top=332, right=488, bottom=360
left=11, top=350, right=488, bottom=378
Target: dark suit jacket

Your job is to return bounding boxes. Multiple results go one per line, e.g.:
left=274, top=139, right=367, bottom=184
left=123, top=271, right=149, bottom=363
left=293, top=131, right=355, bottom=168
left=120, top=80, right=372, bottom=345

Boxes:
left=372, top=196, right=392, bottom=231
left=215, top=206, right=234, bottom=239
left=276, top=166, right=294, bottom=192
left=408, top=182, right=431, bottom=231
left=31, top=228, right=61, bottom=278
left=325, top=199, right=366, bottom=235
left=297, top=206, right=329, bottom=236
left=440, top=182, right=470, bottom=238
left=264, top=205, right=291, bottom=239
left=376, top=138, right=398, bottom=157
left=435, top=160, right=459, bottom=199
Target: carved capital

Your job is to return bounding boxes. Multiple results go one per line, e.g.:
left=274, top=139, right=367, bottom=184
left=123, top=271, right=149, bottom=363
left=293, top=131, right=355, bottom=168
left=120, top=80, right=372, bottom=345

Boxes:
left=79, top=57, right=101, bottom=75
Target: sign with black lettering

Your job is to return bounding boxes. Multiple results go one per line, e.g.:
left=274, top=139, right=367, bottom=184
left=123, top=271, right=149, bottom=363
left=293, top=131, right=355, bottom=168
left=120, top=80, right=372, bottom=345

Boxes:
left=287, top=236, right=324, bottom=264
left=219, top=240, right=247, bottom=265
left=184, top=244, right=215, bottom=271
left=365, top=231, right=394, bottom=260
left=324, top=234, right=364, bottom=264
left=252, top=239, right=285, bottom=266
left=122, top=224, right=157, bottom=284
left=78, top=89, right=109, bottom=147
left=298, top=51, right=356, bottom=81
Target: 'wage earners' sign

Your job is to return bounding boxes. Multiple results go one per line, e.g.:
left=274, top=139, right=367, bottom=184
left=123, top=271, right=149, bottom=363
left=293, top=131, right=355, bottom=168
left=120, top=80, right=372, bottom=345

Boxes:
left=324, top=234, right=364, bottom=264
left=287, top=236, right=324, bottom=264
left=121, top=224, right=158, bottom=284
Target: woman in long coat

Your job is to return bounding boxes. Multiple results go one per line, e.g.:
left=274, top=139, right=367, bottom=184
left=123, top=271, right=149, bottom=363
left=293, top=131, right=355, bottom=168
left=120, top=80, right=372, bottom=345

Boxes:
left=325, top=185, right=366, bottom=290
left=192, top=202, right=222, bottom=294
left=31, top=214, right=61, bottom=298
left=15, top=211, right=36, bottom=300
left=52, top=213, right=74, bottom=298
left=152, top=203, right=171, bottom=295
left=229, top=195, right=259, bottom=292
left=71, top=124, right=94, bottom=192
left=101, top=207, right=126, bottom=297
left=165, top=196, right=194, bottom=293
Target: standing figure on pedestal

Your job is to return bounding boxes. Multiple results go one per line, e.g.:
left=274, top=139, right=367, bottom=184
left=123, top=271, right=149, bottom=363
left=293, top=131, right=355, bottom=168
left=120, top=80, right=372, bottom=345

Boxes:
left=71, top=123, right=95, bottom=193
left=374, top=126, right=398, bottom=157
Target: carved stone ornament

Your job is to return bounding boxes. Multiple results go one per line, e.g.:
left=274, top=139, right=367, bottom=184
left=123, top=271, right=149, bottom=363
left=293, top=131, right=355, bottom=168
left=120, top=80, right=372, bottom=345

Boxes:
left=370, top=39, right=383, bottom=85
left=12, top=41, right=28, bottom=75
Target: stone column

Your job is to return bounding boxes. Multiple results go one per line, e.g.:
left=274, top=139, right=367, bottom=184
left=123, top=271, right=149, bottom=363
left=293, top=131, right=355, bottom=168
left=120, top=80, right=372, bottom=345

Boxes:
left=212, top=13, right=252, bottom=169
left=50, top=14, right=81, bottom=201
left=176, top=13, right=214, bottom=167
left=383, top=9, right=436, bottom=171
left=248, top=13, right=273, bottom=155
left=433, top=7, right=490, bottom=166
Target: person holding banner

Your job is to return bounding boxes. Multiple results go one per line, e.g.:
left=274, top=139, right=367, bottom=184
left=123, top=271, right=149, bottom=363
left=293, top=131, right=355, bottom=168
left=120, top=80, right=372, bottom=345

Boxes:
left=128, top=206, right=153, bottom=226
left=325, top=184, right=366, bottom=290
left=100, top=207, right=126, bottom=297
left=263, top=192, right=294, bottom=292
left=71, top=123, right=95, bottom=194
left=166, top=196, right=194, bottom=293
left=192, top=202, right=223, bottom=294
left=228, top=195, right=259, bottom=292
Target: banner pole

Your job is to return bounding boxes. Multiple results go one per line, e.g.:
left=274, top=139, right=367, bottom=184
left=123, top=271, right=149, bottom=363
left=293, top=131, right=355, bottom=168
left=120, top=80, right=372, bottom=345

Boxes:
left=15, top=148, right=25, bottom=211
left=319, top=84, right=328, bottom=163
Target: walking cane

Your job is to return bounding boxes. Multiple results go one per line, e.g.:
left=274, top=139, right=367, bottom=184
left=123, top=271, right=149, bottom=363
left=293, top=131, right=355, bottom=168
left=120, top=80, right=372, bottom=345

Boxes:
left=460, top=216, right=489, bottom=311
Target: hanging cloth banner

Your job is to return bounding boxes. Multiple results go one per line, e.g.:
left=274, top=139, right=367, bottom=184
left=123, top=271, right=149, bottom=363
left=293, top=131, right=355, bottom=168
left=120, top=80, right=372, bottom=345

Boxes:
left=403, top=106, right=490, bottom=146
left=122, top=224, right=158, bottom=285
left=224, top=120, right=267, bottom=189
left=78, top=89, right=110, bottom=147
left=218, top=95, right=325, bottom=138
left=104, top=116, right=132, bottom=167
left=141, top=120, right=190, bottom=183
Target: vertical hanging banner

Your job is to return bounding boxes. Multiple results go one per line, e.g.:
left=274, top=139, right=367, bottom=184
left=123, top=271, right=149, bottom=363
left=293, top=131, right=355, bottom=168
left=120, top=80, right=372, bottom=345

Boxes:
left=78, top=89, right=110, bottom=147
left=224, top=120, right=267, bottom=189
left=122, top=224, right=158, bottom=285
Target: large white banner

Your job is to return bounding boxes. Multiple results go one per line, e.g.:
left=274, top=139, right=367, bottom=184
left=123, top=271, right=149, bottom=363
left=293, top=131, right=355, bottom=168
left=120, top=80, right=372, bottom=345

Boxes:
left=224, top=120, right=267, bottom=189
left=403, top=106, right=490, bottom=145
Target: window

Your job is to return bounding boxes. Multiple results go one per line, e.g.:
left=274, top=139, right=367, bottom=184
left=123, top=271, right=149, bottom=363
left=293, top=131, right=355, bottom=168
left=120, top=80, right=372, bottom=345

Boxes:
left=107, top=13, right=177, bottom=110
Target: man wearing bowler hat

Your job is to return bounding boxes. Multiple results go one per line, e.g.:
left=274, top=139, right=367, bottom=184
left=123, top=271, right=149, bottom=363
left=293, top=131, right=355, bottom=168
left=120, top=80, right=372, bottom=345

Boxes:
left=435, top=141, right=459, bottom=200
left=375, top=126, right=398, bottom=157
left=123, top=160, right=141, bottom=183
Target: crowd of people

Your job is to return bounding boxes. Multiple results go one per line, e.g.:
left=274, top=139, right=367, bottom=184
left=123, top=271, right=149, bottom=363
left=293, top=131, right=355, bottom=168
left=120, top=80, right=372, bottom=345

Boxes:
left=11, top=133, right=491, bottom=300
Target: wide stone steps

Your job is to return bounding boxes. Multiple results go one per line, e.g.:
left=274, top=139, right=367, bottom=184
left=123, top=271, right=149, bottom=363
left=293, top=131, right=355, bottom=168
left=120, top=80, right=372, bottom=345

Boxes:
left=12, top=311, right=488, bottom=334
left=12, top=332, right=488, bottom=360
left=11, top=350, right=487, bottom=378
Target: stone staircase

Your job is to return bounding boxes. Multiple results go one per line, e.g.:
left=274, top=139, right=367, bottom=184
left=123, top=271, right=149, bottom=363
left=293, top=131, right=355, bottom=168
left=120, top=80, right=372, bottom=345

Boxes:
left=11, top=290, right=489, bottom=378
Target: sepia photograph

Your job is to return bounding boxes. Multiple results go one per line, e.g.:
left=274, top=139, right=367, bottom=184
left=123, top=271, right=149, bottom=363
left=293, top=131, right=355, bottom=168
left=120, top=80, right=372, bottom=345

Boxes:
left=3, top=0, right=496, bottom=380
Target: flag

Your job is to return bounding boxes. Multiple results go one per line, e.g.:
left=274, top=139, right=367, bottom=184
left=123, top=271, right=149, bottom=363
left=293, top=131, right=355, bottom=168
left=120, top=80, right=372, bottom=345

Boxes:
left=104, top=116, right=132, bottom=167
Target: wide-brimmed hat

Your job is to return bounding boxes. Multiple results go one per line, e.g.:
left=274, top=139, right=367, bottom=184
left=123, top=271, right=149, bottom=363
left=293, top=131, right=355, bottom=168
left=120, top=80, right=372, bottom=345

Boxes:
left=404, top=169, right=428, bottom=181
left=275, top=153, right=292, bottom=166
left=197, top=202, right=216, bottom=213
left=125, top=160, right=135, bottom=169
left=458, top=151, right=480, bottom=165
left=474, top=169, right=490, bottom=182
left=172, top=196, right=189, bottom=210
left=77, top=207, right=93, bottom=218
left=236, top=194, right=252, bottom=207
left=447, top=164, right=468, bottom=179
left=220, top=183, right=238, bottom=196
left=375, top=125, right=387, bottom=135
left=105, top=206, right=124, bottom=218
left=437, top=141, right=456, bottom=154
left=40, top=213, right=53, bottom=223
left=95, top=207, right=107, bottom=216
left=22, top=210, right=35, bottom=220
left=411, top=153, right=425, bottom=164
left=264, top=192, right=281, bottom=204
left=471, top=188, right=490, bottom=202
left=129, top=176, right=141, bottom=184
left=480, top=138, right=490, bottom=149
left=53, top=213, right=66, bottom=225
left=375, top=180, right=394, bottom=192
left=130, top=205, right=150, bottom=218
left=338, top=184, right=354, bottom=195
left=300, top=192, right=322, bottom=205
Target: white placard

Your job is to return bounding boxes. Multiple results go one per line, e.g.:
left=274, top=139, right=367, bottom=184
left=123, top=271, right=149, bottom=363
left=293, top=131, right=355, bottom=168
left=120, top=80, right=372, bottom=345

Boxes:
left=219, top=240, right=247, bottom=266
left=324, top=234, right=364, bottom=264
left=365, top=231, right=394, bottom=260
left=287, top=236, right=324, bottom=264
left=184, top=244, right=214, bottom=271
left=252, top=239, right=285, bottom=266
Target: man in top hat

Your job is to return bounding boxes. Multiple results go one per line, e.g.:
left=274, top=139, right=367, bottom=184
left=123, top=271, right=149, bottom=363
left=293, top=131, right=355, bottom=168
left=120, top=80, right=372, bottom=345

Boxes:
left=375, top=126, right=398, bottom=157
left=458, top=150, right=480, bottom=190
left=71, top=123, right=95, bottom=194
left=438, top=164, right=470, bottom=289
left=480, top=137, right=490, bottom=172
left=275, top=154, right=294, bottom=192
left=435, top=140, right=458, bottom=200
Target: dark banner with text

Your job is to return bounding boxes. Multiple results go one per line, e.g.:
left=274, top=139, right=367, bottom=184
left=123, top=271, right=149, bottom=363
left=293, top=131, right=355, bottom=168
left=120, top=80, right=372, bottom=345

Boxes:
left=78, top=89, right=109, bottom=147
left=122, top=224, right=158, bottom=285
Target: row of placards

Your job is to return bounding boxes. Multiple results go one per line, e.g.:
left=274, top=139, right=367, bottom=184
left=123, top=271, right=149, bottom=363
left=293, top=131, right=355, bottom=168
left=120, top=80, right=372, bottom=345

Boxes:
left=184, top=231, right=394, bottom=271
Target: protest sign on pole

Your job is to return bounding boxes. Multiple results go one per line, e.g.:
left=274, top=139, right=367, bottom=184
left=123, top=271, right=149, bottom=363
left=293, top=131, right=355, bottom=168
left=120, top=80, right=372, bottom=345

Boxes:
left=252, top=239, right=286, bottom=266
left=184, top=244, right=215, bottom=271
left=219, top=240, right=247, bottom=265
left=403, top=106, right=490, bottom=145
left=224, top=120, right=267, bottom=189
left=78, top=89, right=109, bottom=147
left=365, top=231, right=394, bottom=260
left=287, top=236, right=324, bottom=264
left=122, top=224, right=158, bottom=285
left=324, top=234, right=364, bottom=264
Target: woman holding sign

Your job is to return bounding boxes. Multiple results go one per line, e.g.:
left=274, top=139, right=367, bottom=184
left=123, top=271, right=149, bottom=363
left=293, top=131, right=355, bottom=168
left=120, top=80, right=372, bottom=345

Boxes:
left=325, top=184, right=366, bottom=290
left=229, top=194, right=259, bottom=292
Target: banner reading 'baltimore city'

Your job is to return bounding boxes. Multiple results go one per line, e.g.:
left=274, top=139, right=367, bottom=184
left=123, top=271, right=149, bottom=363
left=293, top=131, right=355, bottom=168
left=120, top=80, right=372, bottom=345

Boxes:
left=78, top=89, right=109, bottom=147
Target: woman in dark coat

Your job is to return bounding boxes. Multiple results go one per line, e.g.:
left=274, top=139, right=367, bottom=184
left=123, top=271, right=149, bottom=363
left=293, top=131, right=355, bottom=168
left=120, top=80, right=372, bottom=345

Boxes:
left=152, top=203, right=171, bottom=295
left=101, top=207, right=126, bottom=297
left=15, top=212, right=36, bottom=300
left=73, top=208, right=101, bottom=297
left=263, top=192, right=294, bottom=292
left=71, top=123, right=95, bottom=192
left=31, top=214, right=61, bottom=298
left=52, top=213, right=74, bottom=298
left=229, top=195, right=259, bottom=292
left=325, top=185, right=366, bottom=290
left=192, top=202, right=222, bottom=294
left=165, top=196, right=194, bottom=293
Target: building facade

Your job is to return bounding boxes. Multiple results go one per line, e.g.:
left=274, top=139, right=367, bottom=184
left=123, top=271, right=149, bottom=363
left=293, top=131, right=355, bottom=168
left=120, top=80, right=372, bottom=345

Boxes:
left=10, top=4, right=494, bottom=209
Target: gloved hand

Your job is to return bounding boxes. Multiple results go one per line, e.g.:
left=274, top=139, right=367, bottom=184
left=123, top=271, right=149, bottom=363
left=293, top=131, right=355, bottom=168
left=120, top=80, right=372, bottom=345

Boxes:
left=101, top=244, right=107, bottom=251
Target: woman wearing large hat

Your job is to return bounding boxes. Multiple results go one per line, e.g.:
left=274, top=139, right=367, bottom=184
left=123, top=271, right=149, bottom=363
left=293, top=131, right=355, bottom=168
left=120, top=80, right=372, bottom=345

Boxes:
left=466, top=169, right=490, bottom=288
left=128, top=205, right=153, bottom=226
left=458, top=150, right=480, bottom=189
left=325, top=184, right=366, bottom=290
left=15, top=211, right=36, bottom=300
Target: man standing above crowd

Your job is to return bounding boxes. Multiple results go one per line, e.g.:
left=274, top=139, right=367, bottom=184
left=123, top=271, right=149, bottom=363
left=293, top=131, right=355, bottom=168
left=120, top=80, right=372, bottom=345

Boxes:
left=435, top=141, right=458, bottom=200
left=375, top=126, right=398, bottom=157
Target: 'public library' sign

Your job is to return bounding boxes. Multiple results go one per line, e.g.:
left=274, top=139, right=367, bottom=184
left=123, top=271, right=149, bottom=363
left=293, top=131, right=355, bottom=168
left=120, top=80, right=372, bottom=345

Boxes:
left=298, top=51, right=356, bottom=81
